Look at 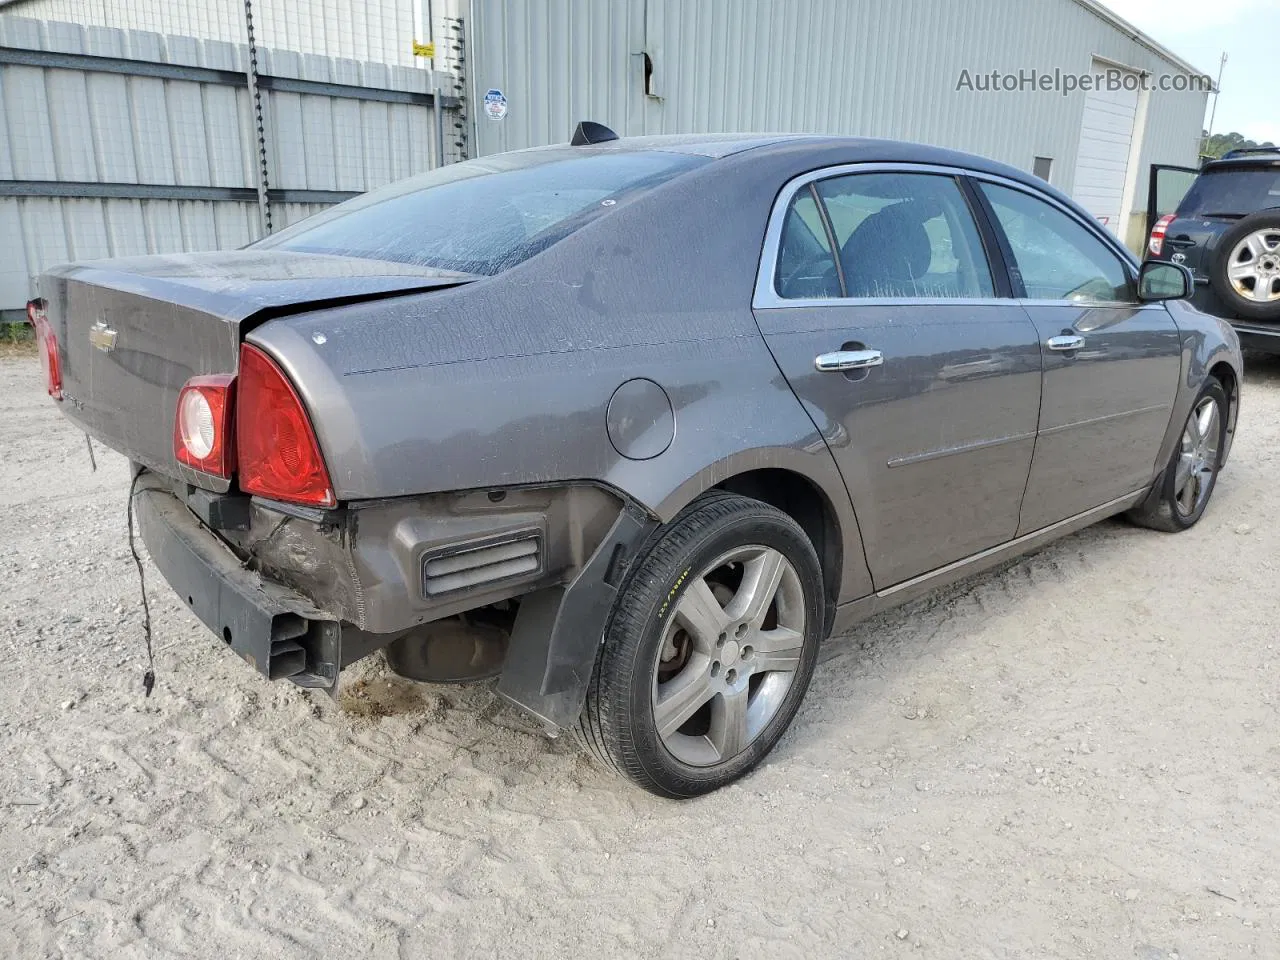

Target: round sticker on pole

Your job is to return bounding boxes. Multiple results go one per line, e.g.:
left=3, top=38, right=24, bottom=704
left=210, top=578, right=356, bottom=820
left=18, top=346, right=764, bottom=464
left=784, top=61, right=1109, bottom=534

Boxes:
left=483, top=88, right=508, bottom=121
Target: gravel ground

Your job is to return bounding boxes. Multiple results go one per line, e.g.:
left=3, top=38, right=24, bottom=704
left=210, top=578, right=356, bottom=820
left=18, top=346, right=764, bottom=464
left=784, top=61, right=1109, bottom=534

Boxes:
left=2, top=353, right=1278, bottom=959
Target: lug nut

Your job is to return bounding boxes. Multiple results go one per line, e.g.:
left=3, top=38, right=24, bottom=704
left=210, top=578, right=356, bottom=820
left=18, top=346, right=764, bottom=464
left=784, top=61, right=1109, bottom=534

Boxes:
left=725, top=669, right=738, bottom=684
left=716, top=633, right=726, bottom=647
left=710, top=661, right=721, bottom=677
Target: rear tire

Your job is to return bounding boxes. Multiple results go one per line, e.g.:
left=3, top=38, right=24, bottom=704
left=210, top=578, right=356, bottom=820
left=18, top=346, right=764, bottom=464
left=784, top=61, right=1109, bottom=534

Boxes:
left=579, top=492, right=824, bottom=798
left=1128, top=378, right=1228, bottom=532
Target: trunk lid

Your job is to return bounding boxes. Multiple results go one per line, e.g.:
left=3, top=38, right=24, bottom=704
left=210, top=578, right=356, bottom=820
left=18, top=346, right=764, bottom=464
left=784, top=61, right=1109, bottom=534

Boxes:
left=42, top=250, right=472, bottom=489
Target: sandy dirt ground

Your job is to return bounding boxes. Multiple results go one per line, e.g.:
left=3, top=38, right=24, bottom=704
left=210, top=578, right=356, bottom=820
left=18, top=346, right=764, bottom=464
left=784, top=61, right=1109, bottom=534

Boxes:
left=1, top=352, right=1278, bottom=959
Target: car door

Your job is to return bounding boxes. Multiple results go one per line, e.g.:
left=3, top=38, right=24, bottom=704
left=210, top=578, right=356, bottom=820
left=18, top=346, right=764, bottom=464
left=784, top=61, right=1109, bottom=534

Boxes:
left=975, top=180, right=1182, bottom=533
left=753, top=166, right=1043, bottom=589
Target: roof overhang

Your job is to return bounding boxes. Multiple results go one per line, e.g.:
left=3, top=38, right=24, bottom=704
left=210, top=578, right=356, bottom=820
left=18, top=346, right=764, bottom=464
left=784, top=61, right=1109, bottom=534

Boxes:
left=1072, top=0, right=1216, bottom=89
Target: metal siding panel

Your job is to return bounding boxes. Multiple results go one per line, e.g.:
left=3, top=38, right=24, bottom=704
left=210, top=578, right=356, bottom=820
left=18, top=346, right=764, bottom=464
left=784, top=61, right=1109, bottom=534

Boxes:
left=64, top=198, right=111, bottom=260
left=141, top=199, right=181, bottom=253
left=86, top=72, right=139, bottom=182
left=301, top=94, right=338, bottom=189
left=45, top=67, right=98, bottom=181
left=164, top=80, right=210, bottom=185
left=202, top=83, right=245, bottom=187
left=331, top=98, right=365, bottom=190
left=127, top=77, right=176, bottom=183
left=103, top=199, right=148, bottom=257
left=5, top=66, right=58, bottom=179
left=269, top=91, right=307, bottom=189
left=212, top=202, right=257, bottom=250
left=387, top=102, right=413, bottom=181
left=360, top=101, right=393, bottom=188
left=0, top=71, right=14, bottom=180
left=19, top=199, right=69, bottom=277
left=0, top=201, right=32, bottom=306
left=465, top=0, right=1203, bottom=196
left=178, top=200, right=218, bottom=250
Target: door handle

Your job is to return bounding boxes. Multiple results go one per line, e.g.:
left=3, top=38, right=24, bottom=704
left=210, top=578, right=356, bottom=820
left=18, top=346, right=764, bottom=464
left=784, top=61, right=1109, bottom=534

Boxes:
left=814, top=349, right=883, bottom=372
left=1046, top=334, right=1085, bottom=351
left=1166, top=237, right=1196, bottom=249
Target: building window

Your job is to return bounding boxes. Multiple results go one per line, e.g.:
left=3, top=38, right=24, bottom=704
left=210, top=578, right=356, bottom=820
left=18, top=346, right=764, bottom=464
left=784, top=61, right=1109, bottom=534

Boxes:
left=1033, top=156, right=1054, bottom=183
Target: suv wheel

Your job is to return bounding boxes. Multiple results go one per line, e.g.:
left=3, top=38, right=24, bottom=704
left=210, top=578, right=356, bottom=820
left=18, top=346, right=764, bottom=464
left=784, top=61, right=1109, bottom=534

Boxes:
left=1210, top=211, right=1280, bottom=321
left=579, top=492, right=824, bottom=798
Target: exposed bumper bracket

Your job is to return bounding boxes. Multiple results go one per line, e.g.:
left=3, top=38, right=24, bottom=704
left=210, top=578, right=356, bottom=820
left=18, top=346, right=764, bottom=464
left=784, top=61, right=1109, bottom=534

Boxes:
left=135, top=484, right=342, bottom=695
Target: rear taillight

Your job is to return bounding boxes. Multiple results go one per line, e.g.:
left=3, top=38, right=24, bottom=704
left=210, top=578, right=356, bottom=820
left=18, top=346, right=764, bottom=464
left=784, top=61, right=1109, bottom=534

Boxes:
left=1148, top=214, right=1176, bottom=257
left=27, top=299, right=61, bottom=400
left=236, top=343, right=335, bottom=508
left=174, top=375, right=236, bottom=477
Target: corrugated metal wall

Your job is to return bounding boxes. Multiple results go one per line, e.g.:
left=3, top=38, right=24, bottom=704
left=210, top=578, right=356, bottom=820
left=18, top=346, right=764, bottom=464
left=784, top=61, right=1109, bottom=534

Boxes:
left=2, top=0, right=466, bottom=70
left=468, top=0, right=1208, bottom=247
left=0, top=14, right=457, bottom=311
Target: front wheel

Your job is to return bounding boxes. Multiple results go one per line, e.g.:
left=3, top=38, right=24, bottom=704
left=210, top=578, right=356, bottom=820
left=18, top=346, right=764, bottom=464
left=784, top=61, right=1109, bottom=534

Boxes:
left=1129, top=378, right=1228, bottom=532
left=579, top=493, right=824, bottom=798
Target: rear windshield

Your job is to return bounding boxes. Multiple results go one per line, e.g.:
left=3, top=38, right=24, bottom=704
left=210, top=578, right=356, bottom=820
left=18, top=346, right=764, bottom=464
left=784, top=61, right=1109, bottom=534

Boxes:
left=254, top=149, right=707, bottom=275
left=1176, top=167, right=1280, bottom=218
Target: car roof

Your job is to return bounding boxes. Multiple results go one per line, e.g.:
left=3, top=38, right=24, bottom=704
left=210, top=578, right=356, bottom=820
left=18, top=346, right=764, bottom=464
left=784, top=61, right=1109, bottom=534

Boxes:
left=548, top=131, right=1028, bottom=173
left=553, top=132, right=1051, bottom=193
left=1200, top=153, right=1280, bottom=173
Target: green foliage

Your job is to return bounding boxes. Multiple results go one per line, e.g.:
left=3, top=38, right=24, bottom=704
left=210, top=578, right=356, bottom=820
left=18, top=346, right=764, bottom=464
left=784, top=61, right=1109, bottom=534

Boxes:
left=1201, top=130, right=1278, bottom=159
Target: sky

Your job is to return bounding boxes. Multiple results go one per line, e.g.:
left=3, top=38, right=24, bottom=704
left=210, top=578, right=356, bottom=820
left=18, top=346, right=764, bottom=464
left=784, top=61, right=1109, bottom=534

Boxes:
left=1100, top=0, right=1277, bottom=145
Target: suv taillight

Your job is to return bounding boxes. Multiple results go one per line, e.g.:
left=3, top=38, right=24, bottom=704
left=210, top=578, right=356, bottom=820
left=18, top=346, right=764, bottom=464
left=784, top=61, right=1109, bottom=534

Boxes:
left=27, top=299, right=61, bottom=400
left=1148, top=214, right=1176, bottom=256
left=174, top=375, right=236, bottom=477
left=236, top=343, right=335, bottom=507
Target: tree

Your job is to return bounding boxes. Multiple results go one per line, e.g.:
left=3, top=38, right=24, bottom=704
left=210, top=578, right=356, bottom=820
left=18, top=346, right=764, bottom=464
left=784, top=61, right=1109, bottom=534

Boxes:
left=1202, top=130, right=1277, bottom=159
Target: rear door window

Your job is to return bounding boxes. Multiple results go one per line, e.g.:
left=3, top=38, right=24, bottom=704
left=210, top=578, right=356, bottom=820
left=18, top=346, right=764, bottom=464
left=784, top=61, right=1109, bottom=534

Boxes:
left=1176, top=167, right=1280, bottom=218
left=255, top=150, right=707, bottom=275
left=815, top=172, right=995, bottom=299
left=774, top=187, right=841, bottom=299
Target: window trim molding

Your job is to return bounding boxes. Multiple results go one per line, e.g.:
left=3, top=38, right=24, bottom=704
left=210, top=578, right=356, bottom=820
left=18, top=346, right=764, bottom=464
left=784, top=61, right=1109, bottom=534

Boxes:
left=753, top=161, right=1142, bottom=310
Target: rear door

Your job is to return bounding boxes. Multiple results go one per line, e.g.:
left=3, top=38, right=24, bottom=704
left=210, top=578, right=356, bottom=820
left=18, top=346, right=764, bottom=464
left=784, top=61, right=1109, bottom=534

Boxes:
left=974, top=180, right=1181, bottom=533
left=753, top=166, right=1043, bottom=589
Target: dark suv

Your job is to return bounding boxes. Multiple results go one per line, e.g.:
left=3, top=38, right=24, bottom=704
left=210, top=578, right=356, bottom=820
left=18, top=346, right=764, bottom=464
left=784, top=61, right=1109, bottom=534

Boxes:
left=1146, top=148, right=1280, bottom=351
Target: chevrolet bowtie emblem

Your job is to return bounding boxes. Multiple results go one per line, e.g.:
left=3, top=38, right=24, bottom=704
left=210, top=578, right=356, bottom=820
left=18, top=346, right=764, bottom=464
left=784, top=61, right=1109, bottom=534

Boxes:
left=89, top=320, right=118, bottom=353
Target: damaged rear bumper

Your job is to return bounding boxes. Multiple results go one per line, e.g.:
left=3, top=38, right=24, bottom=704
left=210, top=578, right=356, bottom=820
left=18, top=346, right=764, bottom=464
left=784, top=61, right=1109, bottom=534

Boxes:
left=135, top=474, right=660, bottom=727
left=135, top=482, right=343, bottom=693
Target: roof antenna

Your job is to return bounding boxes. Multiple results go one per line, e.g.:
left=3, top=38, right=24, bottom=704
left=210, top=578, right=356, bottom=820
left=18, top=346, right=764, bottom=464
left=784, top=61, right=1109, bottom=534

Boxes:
left=571, top=121, right=619, bottom=146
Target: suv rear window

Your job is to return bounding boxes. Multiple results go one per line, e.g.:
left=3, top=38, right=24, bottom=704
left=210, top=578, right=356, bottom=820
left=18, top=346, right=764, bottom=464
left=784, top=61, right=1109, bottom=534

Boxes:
left=255, top=149, right=707, bottom=275
left=1176, top=167, right=1280, bottom=218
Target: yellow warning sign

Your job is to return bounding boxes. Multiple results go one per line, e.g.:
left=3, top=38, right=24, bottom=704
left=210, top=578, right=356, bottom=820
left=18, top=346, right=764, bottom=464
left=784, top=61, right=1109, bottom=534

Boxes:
left=411, top=41, right=435, bottom=59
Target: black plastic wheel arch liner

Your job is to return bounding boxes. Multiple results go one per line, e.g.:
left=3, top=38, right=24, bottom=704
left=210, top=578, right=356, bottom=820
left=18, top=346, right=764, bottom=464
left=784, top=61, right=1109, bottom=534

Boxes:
left=497, top=500, right=657, bottom=729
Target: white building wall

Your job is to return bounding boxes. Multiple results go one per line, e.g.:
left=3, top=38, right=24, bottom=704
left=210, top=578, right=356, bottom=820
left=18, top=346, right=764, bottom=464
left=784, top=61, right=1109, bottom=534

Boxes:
left=0, top=0, right=466, bottom=70
left=0, top=14, right=455, bottom=310
left=468, top=0, right=1209, bottom=249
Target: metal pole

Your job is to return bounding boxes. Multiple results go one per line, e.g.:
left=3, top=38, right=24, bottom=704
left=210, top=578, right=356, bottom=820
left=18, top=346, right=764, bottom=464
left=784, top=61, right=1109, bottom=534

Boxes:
left=1206, top=52, right=1227, bottom=140
left=242, top=0, right=272, bottom=234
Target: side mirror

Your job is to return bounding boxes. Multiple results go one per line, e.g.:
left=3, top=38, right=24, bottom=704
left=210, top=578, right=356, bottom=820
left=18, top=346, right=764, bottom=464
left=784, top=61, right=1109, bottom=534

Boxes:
left=1138, top=260, right=1193, bottom=301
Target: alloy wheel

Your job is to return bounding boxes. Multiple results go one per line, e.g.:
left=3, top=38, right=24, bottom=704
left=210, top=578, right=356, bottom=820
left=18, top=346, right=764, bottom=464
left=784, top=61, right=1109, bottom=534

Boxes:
left=1227, top=228, right=1280, bottom=303
left=652, top=545, right=807, bottom=767
left=1174, top=395, right=1221, bottom=517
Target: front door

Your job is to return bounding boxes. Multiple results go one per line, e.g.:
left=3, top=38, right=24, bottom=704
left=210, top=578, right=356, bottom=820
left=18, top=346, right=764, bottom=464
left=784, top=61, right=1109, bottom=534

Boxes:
left=754, top=168, right=1043, bottom=589
left=977, top=181, right=1181, bottom=533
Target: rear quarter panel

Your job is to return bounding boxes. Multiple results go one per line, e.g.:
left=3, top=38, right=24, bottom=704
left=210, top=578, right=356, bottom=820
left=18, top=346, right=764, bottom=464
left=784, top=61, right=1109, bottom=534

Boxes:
left=248, top=146, right=877, bottom=602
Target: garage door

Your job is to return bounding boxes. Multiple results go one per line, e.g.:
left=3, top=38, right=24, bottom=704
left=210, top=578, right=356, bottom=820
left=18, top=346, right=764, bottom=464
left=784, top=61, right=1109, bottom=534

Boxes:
left=1072, top=62, right=1140, bottom=237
